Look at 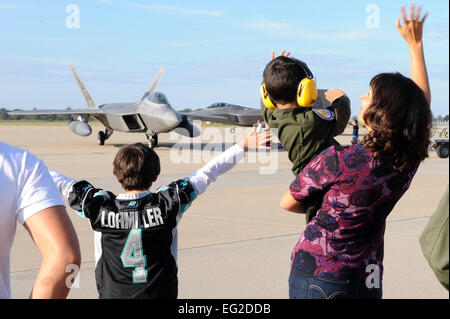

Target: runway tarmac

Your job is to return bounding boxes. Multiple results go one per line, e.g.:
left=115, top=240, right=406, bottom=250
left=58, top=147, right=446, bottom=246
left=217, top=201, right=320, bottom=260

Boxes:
left=1, top=124, right=448, bottom=299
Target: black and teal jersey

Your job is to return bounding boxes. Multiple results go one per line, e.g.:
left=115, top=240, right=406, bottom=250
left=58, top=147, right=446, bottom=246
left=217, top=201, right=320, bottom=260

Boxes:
left=68, top=179, right=197, bottom=299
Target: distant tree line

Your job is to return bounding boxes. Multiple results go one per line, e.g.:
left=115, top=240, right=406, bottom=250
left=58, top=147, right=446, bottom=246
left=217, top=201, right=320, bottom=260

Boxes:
left=350, top=114, right=448, bottom=124
left=0, top=108, right=10, bottom=120
left=434, top=114, right=449, bottom=122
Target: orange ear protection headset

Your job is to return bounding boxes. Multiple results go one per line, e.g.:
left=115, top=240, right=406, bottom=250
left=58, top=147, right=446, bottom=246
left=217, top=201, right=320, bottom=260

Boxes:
left=260, top=58, right=317, bottom=109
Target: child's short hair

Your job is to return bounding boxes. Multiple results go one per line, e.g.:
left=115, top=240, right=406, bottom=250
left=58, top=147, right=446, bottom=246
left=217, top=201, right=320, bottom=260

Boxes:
left=113, top=143, right=160, bottom=191
left=263, top=56, right=308, bottom=105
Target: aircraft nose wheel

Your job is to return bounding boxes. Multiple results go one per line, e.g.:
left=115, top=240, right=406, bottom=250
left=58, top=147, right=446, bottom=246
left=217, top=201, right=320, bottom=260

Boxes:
left=98, top=131, right=105, bottom=145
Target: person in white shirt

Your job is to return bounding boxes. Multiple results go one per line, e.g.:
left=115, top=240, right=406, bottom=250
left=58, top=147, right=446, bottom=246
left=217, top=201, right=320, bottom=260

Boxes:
left=0, top=141, right=81, bottom=299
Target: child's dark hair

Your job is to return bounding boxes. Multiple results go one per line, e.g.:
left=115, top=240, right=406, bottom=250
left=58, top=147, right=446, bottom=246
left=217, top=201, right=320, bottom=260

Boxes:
left=361, top=72, right=432, bottom=172
left=263, top=56, right=308, bottom=105
left=113, top=143, right=160, bottom=191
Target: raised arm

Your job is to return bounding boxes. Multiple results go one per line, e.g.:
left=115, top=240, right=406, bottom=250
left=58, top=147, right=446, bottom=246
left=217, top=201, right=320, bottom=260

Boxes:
left=396, top=4, right=431, bottom=105
left=188, top=127, right=272, bottom=195
left=324, top=88, right=351, bottom=136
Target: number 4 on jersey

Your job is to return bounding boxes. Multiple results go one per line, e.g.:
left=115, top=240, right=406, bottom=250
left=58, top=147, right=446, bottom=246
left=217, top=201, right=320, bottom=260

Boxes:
left=121, top=229, right=148, bottom=283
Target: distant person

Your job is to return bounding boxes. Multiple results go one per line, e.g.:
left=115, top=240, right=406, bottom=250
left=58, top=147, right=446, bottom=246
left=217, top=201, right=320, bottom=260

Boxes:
left=0, top=141, right=81, bottom=299
left=260, top=51, right=351, bottom=223
left=280, top=4, right=431, bottom=299
left=350, top=120, right=359, bottom=145
left=49, top=128, right=271, bottom=299
left=420, top=185, right=449, bottom=291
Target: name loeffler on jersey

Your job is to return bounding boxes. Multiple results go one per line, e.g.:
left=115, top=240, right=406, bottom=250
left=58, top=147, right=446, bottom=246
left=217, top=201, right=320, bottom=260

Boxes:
left=100, top=207, right=164, bottom=229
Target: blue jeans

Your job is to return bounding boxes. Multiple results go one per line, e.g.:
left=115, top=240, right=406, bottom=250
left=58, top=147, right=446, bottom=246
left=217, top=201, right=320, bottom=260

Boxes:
left=289, top=269, right=382, bottom=299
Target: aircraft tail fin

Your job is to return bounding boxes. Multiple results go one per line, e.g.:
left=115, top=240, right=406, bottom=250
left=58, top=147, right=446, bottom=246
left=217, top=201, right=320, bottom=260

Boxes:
left=70, top=65, right=98, bottom=109
left=139, top=68, right=165, bottom=103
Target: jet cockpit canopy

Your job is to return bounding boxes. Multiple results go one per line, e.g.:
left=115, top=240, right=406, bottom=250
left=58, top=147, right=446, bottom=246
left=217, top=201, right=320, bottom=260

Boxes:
left=208, top=102, right=230, bottom=109
left=147, top=92, right=170, bottom=106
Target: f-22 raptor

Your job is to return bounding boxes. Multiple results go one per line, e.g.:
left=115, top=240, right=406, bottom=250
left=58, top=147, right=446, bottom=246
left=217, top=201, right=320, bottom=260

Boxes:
left=8, top=66, right=263, bottom=148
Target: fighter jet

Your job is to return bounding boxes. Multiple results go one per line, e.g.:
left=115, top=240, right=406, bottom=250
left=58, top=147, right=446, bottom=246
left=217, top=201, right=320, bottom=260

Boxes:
left=8, top=66, right=262, bottom=148
left=185, top=88, right=332, bottom=128
left=187, top=102, right=263, bottom=127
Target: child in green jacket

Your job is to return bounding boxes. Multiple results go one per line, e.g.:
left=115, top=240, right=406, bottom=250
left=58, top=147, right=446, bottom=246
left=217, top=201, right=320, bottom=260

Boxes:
left=260, top=52, right=351, bottom=222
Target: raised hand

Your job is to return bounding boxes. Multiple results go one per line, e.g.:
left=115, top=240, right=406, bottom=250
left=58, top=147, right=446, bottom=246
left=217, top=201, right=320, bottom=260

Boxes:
left=396, top=4, right=428, bottom=46
left=239, top=126, right=273, bottom=151
left=324, top=88, right=346, bottom=103
left=271, top=49, right=291, bottom=60
left=396, top=4, right=431, bottom=104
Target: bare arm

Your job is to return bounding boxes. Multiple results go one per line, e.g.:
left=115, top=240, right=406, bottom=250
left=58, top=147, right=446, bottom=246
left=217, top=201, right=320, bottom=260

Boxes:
left=23, top=205, right=81, bottom=299
left=280, top=189, right=305, bottom=214
left=396, top=4, right=431, bottom=105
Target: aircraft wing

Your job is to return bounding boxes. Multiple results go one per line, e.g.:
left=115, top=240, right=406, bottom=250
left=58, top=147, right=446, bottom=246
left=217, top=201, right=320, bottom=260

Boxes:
left=180, top=107, right=263, bottom=126
left=179, top=112, right=229, bottom=122
left=7, top=109, right=103, bottom=116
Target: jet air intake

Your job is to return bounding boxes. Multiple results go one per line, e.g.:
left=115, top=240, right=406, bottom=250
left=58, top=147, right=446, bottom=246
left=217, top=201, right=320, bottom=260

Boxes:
left=68, top=120, right=92, bottom=136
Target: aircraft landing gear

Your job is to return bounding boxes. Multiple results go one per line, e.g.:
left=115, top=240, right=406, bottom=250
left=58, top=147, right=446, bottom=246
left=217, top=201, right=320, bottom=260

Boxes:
left=97, top=128, right=114, bottom=146
left=146, top=134, right=158, bottom=149
left=98, top=131, right=105, bottom=145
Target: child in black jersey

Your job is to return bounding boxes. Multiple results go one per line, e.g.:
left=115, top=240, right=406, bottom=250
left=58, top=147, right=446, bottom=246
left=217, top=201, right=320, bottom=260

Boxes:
left=50, top=129, right=271, bottom=299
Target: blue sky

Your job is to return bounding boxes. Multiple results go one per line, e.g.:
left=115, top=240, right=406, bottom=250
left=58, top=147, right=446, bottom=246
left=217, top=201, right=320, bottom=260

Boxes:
left=0, top=0, right=448, bottom=116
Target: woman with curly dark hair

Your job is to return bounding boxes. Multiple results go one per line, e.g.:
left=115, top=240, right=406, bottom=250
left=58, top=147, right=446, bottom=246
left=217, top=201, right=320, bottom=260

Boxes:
left=359, top=72, right=431, bottom=173
left=280, top=4, right=432, bottom=299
